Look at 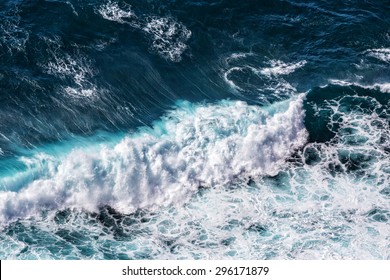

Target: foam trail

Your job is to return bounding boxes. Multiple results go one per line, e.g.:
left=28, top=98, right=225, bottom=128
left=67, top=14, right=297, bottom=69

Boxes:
left=97, top=1, right=191, bottom=62
left=40, top=35, right=99, bottom=98
left=260, top=60, right=307, bottom=77
left=98, top=1, right=136, bottom=25
left=143, top=16, right=191, bottom=62
left=366, top=48, right=390, bottom=63
left=223, top=67, right=245, bottom=91
left=0, top=96, right=307, bottom=224
left=227, top=52, right=254, bottom=61
left=222, top=57, right=305, bottom=100
left=329, top=79, right=390, bottom=93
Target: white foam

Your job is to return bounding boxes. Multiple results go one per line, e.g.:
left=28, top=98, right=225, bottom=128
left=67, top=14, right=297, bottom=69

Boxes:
left=226, top=52, right=254, bottom=62
left=260, top=60, right=307, bottom=77
left=143, top=17, right=191, bottom=62
left=223, top=65, right=265, bottom=92
left=64, top=87, right=96, bottom=98
left=3, top=94, right=389, bottom=259
left=41, top=37, right=98, bottom=98
left=97, top=1, right=191, bottom=62
left=223, top=67, right=245, bottom=91
left=46, top=54, right=93, bottom=84
left=329, top=79, right=390, bottom=93
left=264, top=79, right=297, bottom=95
left=98, top=1, right=135, bottom=24
left=222, top=58, right=302, bottom=97
left=0, top=96, right=307, bottom=224
left=144, top=92, right=390, bottom=259
left=366, top=48, right=390, bottom=63
left=375, top=83, right=390, bottom=93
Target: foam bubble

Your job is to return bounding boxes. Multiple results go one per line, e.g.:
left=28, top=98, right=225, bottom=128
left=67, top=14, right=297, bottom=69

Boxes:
left=0, top=96, right=307, bottom=224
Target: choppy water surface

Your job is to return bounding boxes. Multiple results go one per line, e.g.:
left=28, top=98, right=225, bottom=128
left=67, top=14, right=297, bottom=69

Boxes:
left=0, top=0, right=389, bottom=259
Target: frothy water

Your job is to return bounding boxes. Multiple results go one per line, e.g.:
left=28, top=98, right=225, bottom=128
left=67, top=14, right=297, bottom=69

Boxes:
left=41, top=36, right=98, bottom=98
left=0, top=0, right=389, bottom=260
left=329, top=79, right=390, bottom=94
left=97, top=1, right=191, bottom=62
left=366, top=48, right=390, bottom=63
left=0, top=96, right=307, bottom=224
left=143, top=17, right=191, bottom=62
left=98, top=1, right=135, bottom=24
left=259, top=60, right=307, bottom=77
left=222, top=54, right=306, bottom=102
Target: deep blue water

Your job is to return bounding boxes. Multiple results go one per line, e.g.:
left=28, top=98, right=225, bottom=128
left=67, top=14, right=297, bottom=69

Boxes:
left=0, top=0, right=389, bottom=259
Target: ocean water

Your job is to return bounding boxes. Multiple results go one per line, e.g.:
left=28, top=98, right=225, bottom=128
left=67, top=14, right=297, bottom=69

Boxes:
left=0, top=0, right=389, bottom=259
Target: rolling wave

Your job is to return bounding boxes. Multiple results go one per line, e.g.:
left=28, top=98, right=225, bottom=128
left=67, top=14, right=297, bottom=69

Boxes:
left=0, top=95, right=307, bottom=224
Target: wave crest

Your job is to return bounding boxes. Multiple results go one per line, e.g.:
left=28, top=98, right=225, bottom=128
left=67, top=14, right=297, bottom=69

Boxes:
left=0, top=96, right=307, bottom=224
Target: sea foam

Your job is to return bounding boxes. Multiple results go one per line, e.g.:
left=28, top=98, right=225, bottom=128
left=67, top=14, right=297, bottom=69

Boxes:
left=40, top=35, right=99, bottom=98
left=329, top=79, right=390, bottom=93
left=259, top=60, right=307, bottom=77
left=97, top=1, right=191, bottom=62
left=222, top=55, right=306, bottom=102
left=0, top=96, right=307, bottom=224
left=366, top=48, right=390, bottom=63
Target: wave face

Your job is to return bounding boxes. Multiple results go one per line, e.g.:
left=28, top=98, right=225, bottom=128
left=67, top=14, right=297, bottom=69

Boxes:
left=0, top=96, right=307, bottom=223
left=0, top=0, right=390, bottom=259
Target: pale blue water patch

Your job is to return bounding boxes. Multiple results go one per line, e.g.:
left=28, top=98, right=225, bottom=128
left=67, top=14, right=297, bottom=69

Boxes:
left=0, top=130, right=126, bottom=192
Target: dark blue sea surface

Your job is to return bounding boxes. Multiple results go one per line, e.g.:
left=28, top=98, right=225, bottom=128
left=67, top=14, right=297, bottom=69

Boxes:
left=0, top=0, right=389, bottom=259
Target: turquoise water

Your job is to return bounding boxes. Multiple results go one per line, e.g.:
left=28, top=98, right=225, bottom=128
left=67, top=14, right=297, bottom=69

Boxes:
left=0, top=0, right=389, bottom=259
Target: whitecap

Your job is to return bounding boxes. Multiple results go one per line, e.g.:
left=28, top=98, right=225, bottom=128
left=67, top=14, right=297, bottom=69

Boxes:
left=365, top=48, right=390, bottom=63
left=259, top=60, right=307, bottom=77
left=0, top=96, right=307, bottom=224
left=97, top=1, right=191, bottom=62
left=225, top=52, right=254, bottom=63
left=223, top=67, right=245, bottom=91
left=143, top=16, right=192, bottom=62
left=97, top=0, right=135, bottom=24
left=329, top=79, right=390, bottom=93
left=40, top=36, right=99, bottom=98
left=222, top=57, right=303, bottom=98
